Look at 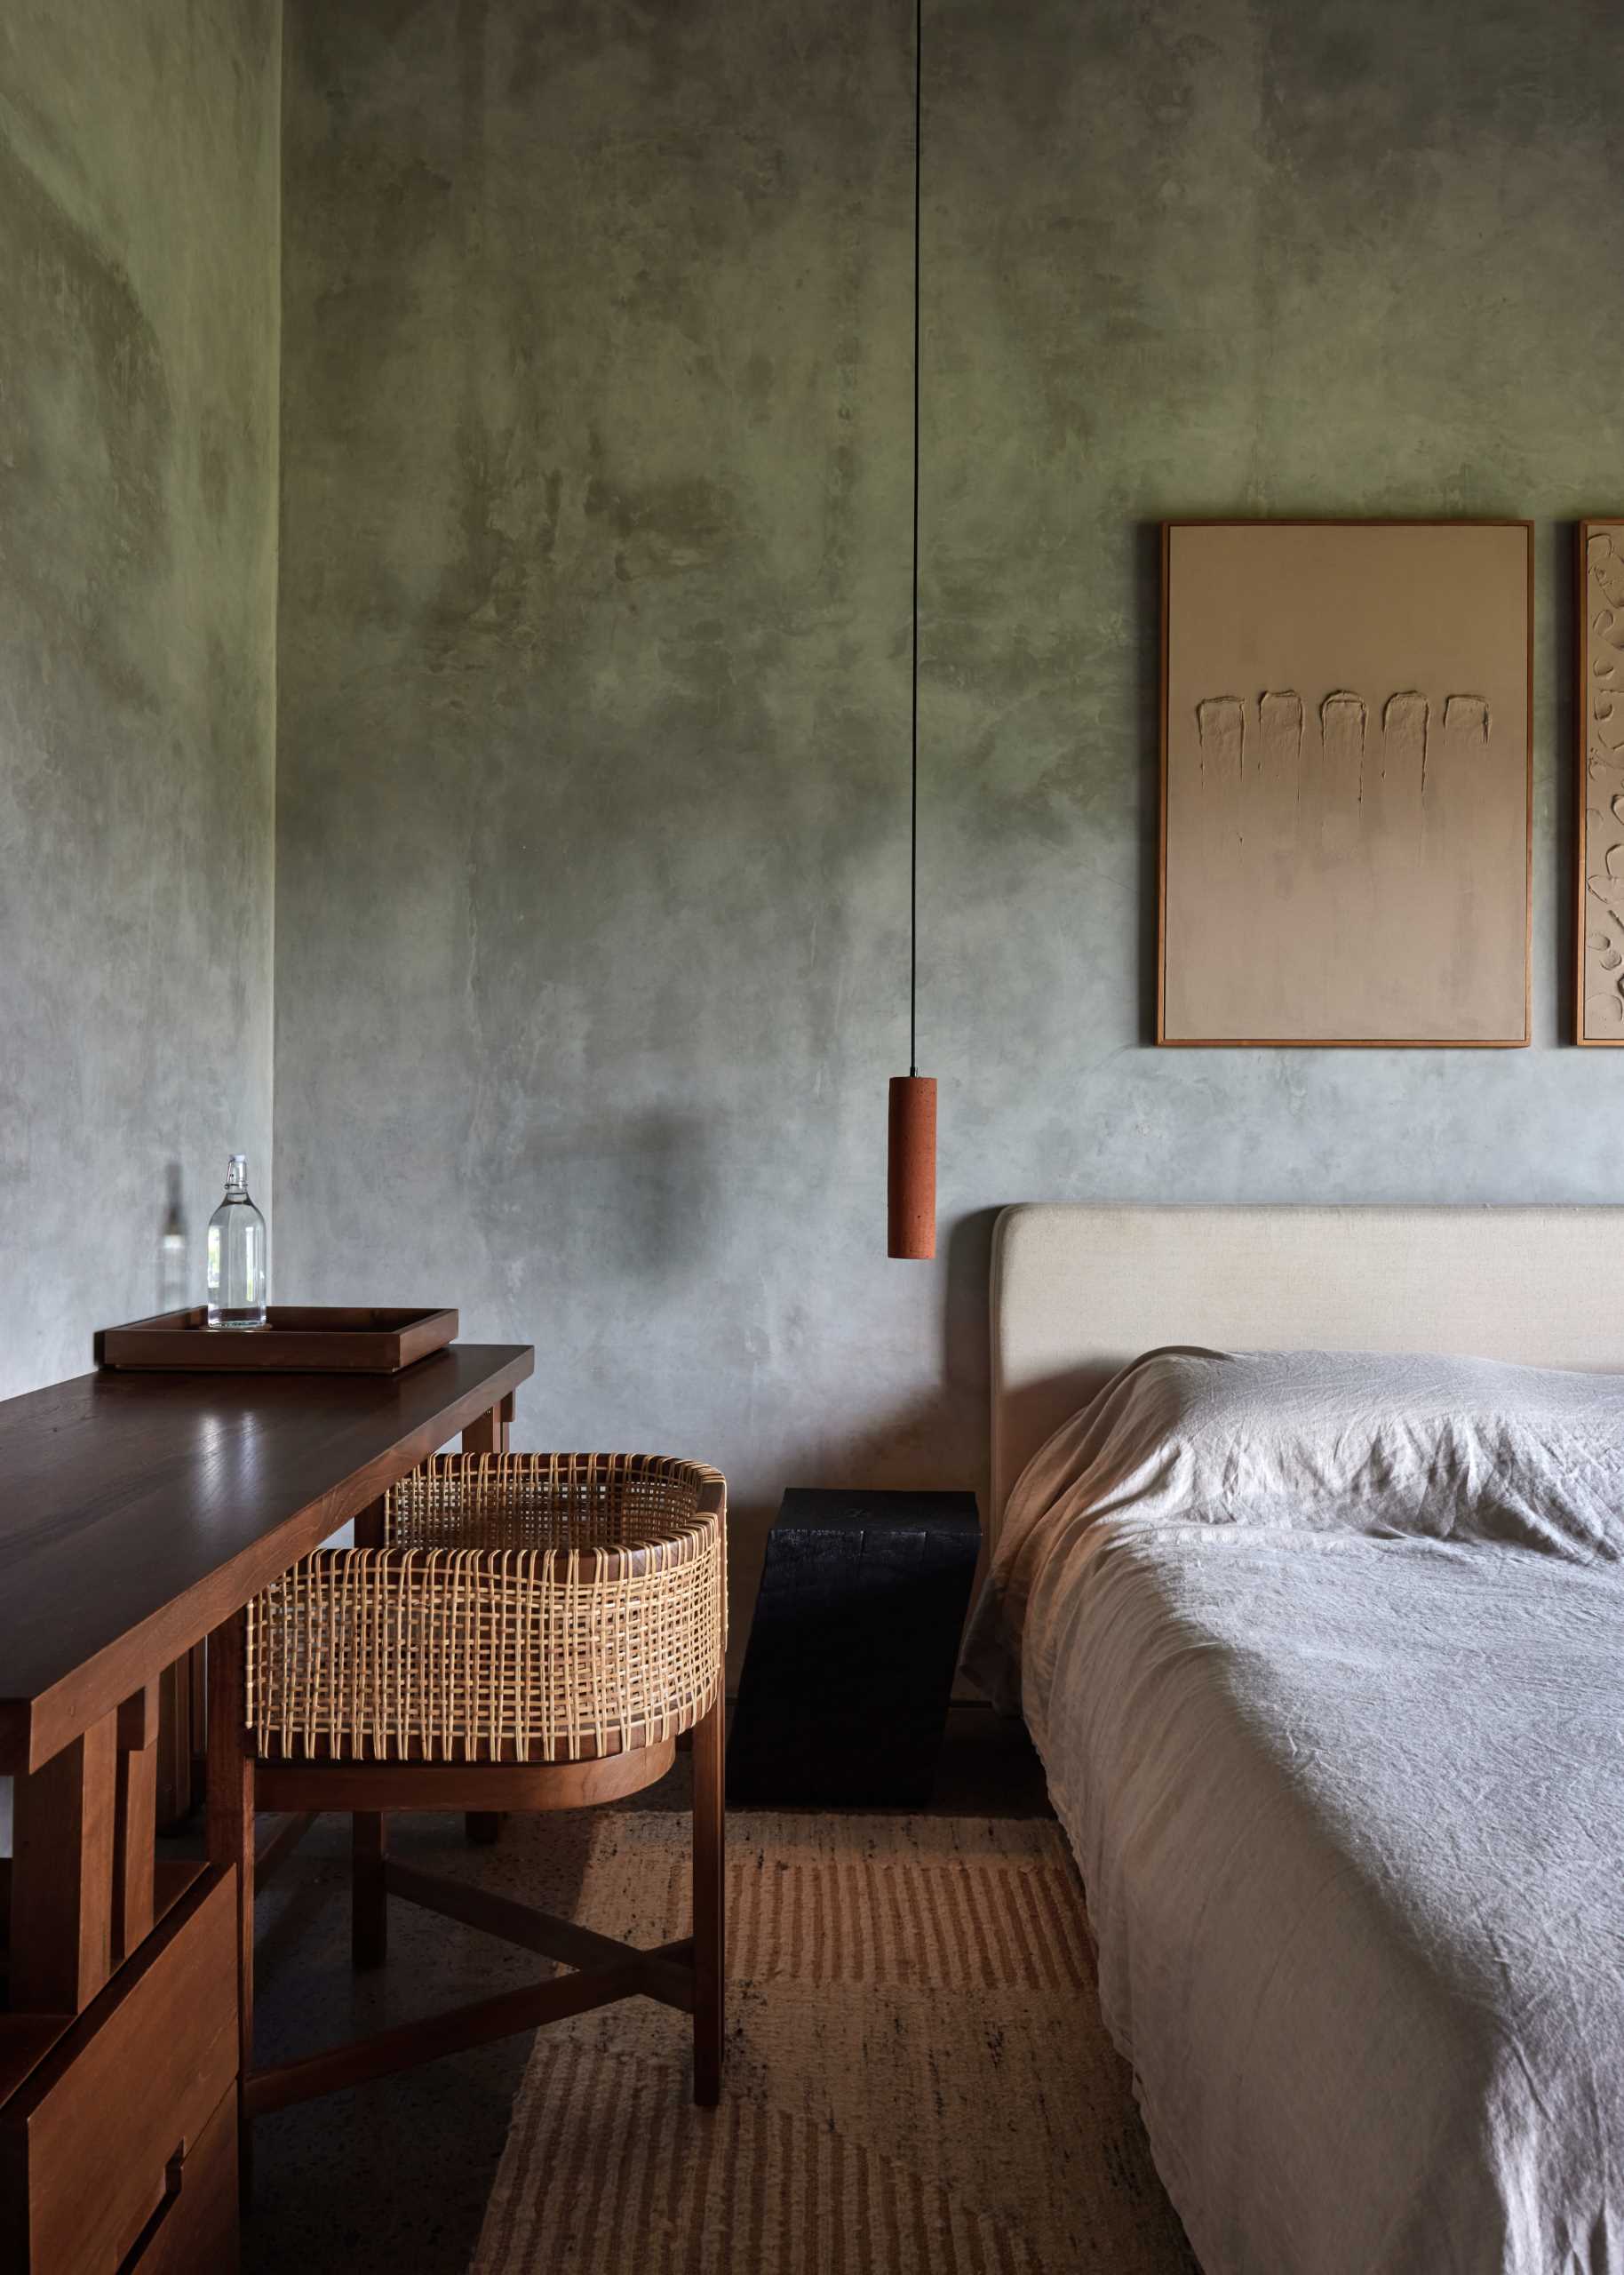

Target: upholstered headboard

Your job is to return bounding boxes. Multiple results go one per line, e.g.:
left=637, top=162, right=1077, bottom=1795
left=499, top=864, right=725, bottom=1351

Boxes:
left=989, top=1204, right=1624, bottom=1545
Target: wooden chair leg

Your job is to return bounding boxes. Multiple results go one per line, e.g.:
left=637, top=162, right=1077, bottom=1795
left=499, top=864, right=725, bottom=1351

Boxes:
left=353, top=1813, right=387, bottom=1968
left=207, top=1610, right=257, bottom=2206
left=465, top=1811, right=503, bottom=1846
left=692, top=1696, right=725, bottom=2106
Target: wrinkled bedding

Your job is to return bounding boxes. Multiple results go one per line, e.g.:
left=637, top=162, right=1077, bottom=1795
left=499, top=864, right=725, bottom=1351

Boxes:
left=963, top=1349, right=1624, bottom=2275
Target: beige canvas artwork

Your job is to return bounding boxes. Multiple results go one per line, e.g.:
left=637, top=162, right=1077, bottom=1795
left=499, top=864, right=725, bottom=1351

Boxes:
left=1159, top=522, right=1532, bottom=1046
left=1578, top=521, right=1624, bottom=1043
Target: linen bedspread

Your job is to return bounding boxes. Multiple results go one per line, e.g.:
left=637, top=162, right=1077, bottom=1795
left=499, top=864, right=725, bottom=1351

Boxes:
left=965, top=1349, right=1624, bottom=2274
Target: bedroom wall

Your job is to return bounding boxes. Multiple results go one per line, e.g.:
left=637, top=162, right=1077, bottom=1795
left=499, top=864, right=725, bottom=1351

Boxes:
left=275, top=0, right=1624, bottom=1646
left=0, top=0, right=282, bottom=1401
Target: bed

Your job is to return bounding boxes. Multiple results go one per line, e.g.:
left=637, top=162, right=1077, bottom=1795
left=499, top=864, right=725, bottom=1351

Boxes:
left=968, top=1204, right=1624, bottom=2275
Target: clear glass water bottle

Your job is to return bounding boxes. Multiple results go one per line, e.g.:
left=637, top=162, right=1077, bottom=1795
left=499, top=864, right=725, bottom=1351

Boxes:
left=206, top=1154, right=268, bottom=1329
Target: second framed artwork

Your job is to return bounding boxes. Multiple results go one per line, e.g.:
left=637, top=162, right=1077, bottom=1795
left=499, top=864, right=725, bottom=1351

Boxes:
left=1158, top=520, right=1533, bottom=1047
left=1577, top=519, right=1624, bottom=1044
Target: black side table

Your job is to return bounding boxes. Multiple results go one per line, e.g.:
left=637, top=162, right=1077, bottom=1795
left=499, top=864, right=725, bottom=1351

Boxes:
left=726, top=1487, right=981, bottom=1808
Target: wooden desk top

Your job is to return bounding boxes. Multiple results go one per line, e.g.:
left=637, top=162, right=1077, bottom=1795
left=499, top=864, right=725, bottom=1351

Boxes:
left=0, top=1345, right=534, bottom=1774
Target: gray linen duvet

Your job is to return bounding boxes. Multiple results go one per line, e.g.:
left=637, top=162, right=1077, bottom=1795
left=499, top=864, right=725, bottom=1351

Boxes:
left=964, top=1350, right=1624, bottom=2275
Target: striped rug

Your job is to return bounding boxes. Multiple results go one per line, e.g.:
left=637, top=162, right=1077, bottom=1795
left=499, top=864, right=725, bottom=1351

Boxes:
left=472, top=1813, right=1196, bottom=2273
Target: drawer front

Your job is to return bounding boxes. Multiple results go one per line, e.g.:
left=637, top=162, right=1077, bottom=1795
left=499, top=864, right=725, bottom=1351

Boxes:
left=1, top=1868, right=235, bottom=2273
left=125, top=2087, right=237, bottom=2275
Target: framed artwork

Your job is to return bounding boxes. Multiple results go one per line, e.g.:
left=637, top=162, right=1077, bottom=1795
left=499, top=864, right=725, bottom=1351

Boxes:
left=1158, top=520, right=1532, bottom=1048
left=1577, top=519, right=1624, bottom=1043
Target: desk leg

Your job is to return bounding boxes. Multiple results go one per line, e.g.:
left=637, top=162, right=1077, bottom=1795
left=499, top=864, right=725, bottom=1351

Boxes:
left=461, top=1393, right=513, bottom=1457
left=10, top=1712, right=118, bottom=2012
left=207, top=1608, right=256, bottom=2203
left=113, top=1680, right=160, bottom=1963
left=350, top=1495, right=394, bottom=1906
left=156, top=1647, right=206, bottom=1830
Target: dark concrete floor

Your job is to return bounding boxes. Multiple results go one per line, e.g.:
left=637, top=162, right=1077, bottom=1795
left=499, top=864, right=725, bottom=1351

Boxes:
left=237, top=1705, right=1052, bottom=2274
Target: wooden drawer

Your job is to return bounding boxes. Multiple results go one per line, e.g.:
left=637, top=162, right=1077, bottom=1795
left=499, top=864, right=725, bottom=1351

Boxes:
left=0, top=1868, right=235, bottom=2274
left=124, top=2086, right=237, bottom=2275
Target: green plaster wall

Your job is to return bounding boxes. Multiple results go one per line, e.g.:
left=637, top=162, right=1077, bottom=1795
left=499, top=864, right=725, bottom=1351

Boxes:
left=0, top=0, right=282, bottom=1399
left=274, top=0, right=1624, bottom=1637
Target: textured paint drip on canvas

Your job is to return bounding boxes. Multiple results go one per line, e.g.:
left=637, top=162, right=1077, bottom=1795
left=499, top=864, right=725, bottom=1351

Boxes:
left=1580, top=523, right=1624, bottom=1042
left=1160, top=523, right=1531, bottom=1045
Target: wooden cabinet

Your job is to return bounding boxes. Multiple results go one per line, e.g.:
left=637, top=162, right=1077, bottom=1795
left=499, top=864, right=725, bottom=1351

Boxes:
left=0, top=1871, right=235, bottom=2273
left=123, top=2087, right=237, bottom=2275
left=0, top=1343, right=534, bottom=2271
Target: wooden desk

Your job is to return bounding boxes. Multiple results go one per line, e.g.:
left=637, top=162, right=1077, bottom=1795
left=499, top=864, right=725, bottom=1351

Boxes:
left=0, top=1343, right=534, bottom=2273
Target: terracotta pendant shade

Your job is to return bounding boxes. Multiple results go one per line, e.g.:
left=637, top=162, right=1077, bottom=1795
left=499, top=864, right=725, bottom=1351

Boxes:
left=888, top=1074, right=937, bottom=1260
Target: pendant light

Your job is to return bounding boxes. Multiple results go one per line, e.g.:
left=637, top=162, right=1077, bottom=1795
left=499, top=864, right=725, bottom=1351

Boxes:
left=888, top=0, right=936, bottom=1262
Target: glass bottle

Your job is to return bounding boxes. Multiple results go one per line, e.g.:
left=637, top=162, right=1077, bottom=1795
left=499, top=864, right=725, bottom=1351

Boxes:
left=206, top=1154, right=268, bottom=1329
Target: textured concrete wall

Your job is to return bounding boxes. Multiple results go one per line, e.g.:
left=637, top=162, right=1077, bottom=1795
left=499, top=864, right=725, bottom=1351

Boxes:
left=276, top=0, right=1624, bottom=1640
left=0, top=0, right=281, bottom=1400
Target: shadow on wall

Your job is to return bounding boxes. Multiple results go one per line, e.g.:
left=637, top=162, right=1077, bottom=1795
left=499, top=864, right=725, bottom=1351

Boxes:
left=1554, top=528, right=1576, bottom=1042
left=158, top=1160, right=189, bottom=1313
left=721, top=1208, right=1000, bottom=1683
left=1136, top=518, right=1164, bottom=1047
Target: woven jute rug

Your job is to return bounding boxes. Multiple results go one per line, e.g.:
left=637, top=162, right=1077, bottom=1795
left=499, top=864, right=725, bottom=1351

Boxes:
left=472, top=1812, right=1196, bottom=2273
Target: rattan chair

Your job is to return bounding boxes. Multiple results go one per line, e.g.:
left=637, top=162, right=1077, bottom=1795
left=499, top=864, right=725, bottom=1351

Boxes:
left=210, top=1449, right=727, bottom=2174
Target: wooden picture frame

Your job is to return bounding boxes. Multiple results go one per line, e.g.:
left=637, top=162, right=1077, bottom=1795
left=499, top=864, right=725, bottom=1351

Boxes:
left=1158, top=519, right=1534, bottom=1049
left=1576, top=518, right=1624, bottom=1044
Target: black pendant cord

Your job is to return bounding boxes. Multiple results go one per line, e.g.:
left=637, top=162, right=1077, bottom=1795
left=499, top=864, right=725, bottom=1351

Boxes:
left=909, top=0, right=921, bottom=1079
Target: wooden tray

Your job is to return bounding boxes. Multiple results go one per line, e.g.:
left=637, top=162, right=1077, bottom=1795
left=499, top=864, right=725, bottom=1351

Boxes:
left=98, top=1307, right=459, bottom=1374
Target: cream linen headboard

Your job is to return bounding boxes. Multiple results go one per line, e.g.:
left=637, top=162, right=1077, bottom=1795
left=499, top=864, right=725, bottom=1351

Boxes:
left=990, top=1204, right=1624, bottom=1545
